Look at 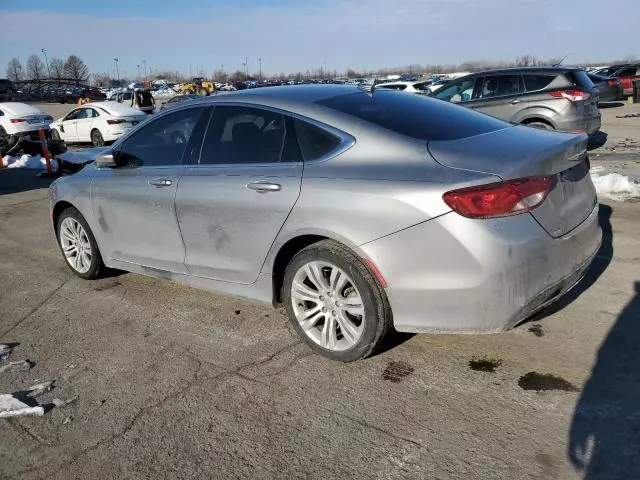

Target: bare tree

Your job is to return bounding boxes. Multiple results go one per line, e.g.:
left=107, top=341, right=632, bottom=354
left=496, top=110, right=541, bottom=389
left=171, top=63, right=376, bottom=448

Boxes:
left=515, top=55, right=539, bottom=67
left=64, top=55, right=89, bottom=84
left=26, top=54, right=46, bottom=81
left=49, top=57, right=65, bottom=80
left=92, top=72, right=112, bottom=87
left=6, top=58, right=23, bottom=82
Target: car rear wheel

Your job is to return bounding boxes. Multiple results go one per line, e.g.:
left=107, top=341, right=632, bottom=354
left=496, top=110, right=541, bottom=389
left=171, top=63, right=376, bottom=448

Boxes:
left=91, top=129, right=104, bottom=147
left=283, top=240, right=391, bottom=362
left=56, top=207, right=105, bottom=280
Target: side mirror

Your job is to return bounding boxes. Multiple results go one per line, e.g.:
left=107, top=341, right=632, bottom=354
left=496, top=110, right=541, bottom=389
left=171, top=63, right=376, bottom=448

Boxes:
left=95, top=151, right=116, bottom=168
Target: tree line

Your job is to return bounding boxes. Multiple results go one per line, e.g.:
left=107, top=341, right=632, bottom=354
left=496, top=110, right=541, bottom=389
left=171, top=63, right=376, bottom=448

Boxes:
left=6, top=54, right=89, bottom=84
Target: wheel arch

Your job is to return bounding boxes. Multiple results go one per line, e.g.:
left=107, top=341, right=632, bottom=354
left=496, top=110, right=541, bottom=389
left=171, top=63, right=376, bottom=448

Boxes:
left=51, top=200, right=77, bottom=236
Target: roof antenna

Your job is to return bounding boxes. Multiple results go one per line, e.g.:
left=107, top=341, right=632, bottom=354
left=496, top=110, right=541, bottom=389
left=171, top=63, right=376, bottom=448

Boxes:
left=357, top=82, right=375, bottom=97
left=552, top=54, right=569, bottom=67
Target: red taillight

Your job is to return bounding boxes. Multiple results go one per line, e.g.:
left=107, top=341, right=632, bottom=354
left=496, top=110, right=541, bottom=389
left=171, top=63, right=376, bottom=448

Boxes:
left=550, top=89, right=590, bottom=102
left=10, top=118, right=26, bottom=123
left=443, top=177, right=551, bottom=219
left=607, top=80, right=618, bottom=87
left=107, top=119, right=125, bottom=125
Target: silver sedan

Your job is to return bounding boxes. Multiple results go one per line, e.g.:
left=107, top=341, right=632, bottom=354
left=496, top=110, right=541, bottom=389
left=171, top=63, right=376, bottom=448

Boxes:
left=50, top=85, right=601, bottom=362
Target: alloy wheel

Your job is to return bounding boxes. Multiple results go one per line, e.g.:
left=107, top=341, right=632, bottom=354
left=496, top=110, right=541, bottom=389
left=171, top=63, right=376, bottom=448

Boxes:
left=291, top=261, right=365, bottom=351
left=59, top=217, right=93, bottom=274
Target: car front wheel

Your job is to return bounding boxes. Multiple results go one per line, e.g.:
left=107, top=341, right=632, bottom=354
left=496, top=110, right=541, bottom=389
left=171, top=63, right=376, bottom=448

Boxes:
left=56, top=207, right=105, bottom=279
left=283, top=240, right=392, bottom=362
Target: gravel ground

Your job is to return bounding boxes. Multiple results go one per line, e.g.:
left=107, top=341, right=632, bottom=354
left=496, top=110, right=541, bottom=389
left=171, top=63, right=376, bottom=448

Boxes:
left=0, top=101, right=639, bottom=480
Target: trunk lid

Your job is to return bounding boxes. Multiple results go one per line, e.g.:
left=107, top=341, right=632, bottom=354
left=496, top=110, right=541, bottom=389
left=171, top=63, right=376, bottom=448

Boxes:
left=428, top=125, right=597, bottom=238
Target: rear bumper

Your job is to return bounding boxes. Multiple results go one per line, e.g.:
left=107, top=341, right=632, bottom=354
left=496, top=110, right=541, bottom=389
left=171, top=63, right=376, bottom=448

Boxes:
left=360, top=204, right=602, bottom=333
left=556, top=113, right=601, bottom=135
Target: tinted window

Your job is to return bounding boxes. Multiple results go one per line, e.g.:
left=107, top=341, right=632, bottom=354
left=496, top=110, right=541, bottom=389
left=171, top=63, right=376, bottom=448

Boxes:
left=618, top=67, right=638, bottom=77
left=118, top=107, right=205, bottom=167
left=378, top=84, right=407, bottom=91
left=595, top=66, right=621, bottom=77
left=523, top=74, right=556, bottom=91
left=413, top=82, right=431, bottom=91
left=433, top=78, right=477, bottom=103
left=293, top=118, right=341, bottom=161
left=199, top=106, right=301, bottom=164
left=480, top=75, right=522, bottom=98
left=318, top=90, right=509, bottom=141
left=570, top=70, right=596, bottom=90
left=65, top=109, right=82, bottom=120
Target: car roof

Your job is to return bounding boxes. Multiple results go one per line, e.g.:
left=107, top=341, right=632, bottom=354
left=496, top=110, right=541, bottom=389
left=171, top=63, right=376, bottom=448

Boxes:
left=80, top=101, right=144, bottom=116
left=203, top=84, right=361, bottom=104
left=0, top=102, right=44, bottom=116
left=461, top=67, right=582, bottom=77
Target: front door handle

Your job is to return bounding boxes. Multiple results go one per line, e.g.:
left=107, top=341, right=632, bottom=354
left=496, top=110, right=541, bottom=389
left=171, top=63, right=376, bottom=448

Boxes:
left=246, top=181, right=281, bottom=193
left=149, top=178, right=173, bottom=187
left=510, top=99, right=521, bottom=105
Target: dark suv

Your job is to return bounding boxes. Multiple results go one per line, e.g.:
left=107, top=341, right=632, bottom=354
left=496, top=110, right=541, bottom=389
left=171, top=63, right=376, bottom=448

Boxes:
left=431, top=67, right=601, bottom=134
left=0, top=79, right=16, bottom=101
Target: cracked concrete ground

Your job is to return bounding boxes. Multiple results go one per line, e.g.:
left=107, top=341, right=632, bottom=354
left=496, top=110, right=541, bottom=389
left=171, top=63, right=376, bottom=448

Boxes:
left=1, top=109, right=640, bottom=479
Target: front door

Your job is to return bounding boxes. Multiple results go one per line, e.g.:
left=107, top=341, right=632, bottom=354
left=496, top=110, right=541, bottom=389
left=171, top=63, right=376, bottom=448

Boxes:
left=74, top=107, right=95, bottom=143
left=176, top=105, right=303, bottom=284
left=90, top=105, right=210, bottom=273
left=60, top=108, right=81, bottom=142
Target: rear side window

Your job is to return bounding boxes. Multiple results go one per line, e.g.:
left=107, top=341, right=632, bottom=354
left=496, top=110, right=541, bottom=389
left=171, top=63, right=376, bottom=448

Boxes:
left=318, top=90, right=509, bottom=141
left=523, top=74, right=556, bottom=91
left=479, top=75, right=523, bottom=98
left=617, top=66, right=638, bottom=77
left=293, top=119, right=341, bottom=161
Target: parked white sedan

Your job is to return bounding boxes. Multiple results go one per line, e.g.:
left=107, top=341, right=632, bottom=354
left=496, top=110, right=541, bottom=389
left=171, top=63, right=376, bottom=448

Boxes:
left=50, top=102, right=147, bottom=146
left=0, top=102, right=53, bottom=144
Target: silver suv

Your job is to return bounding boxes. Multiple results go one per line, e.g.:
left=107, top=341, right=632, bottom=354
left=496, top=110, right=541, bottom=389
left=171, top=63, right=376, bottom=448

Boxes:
left=431, top=67, right=601, bottom=134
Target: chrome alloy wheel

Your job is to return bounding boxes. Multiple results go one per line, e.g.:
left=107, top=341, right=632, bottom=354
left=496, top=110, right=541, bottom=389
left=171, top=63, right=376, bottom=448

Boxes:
left=59, top=217, right=92, bottom=274
left=291, top=261, right=365, bottom=351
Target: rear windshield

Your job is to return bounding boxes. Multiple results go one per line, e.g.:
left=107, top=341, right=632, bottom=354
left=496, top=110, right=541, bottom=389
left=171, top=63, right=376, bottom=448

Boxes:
left=317, top=90, right=508, bottom=141
left=570, top=70, right=596, bottom=90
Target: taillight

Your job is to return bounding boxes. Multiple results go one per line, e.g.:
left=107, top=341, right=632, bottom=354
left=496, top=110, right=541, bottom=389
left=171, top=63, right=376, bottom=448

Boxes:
left=607, top=80, right=618, bottom=87
left=10, top=118, right=26, bottom=123
left=443, top=177, right=551, bottom=219
left=550, top=89, right=590, bottom=102
left=107, top=119, right=125, bottom=125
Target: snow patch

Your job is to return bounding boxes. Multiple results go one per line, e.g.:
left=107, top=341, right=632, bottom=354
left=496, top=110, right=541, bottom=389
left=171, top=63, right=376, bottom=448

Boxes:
left=2, top=154, right=57, bottom=170
left=591, top=171, right=640, bottom=201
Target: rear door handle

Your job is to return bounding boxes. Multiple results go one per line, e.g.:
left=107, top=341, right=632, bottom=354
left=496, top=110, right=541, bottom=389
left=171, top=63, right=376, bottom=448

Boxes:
left=149, top=178, right=173, bottom=187
left=510, top=99, right=521, bottom=105
left=246, top=181, right=281, bottom=193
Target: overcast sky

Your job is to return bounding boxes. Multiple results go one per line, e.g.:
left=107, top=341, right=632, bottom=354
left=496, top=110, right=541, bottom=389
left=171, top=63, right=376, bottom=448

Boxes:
left=1, top=0, right=637, bottom=78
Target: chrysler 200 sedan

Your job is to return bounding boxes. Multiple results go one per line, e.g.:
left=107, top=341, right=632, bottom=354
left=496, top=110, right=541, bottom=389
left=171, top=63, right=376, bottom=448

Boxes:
left=50, top=85, right=602, bottom=362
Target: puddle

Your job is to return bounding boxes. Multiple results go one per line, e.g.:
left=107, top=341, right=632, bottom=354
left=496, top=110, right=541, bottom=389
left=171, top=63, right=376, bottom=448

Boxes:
left=382, top=361, right=414, bottom=383
left=468, top=356, right=503, bottom=373
left=518, top=372, right=578, bottom=392
left=528, top=324, right=545, bottom=337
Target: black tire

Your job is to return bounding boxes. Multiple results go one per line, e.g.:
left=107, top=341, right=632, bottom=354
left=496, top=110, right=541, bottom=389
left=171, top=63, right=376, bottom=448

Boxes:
left=56, top=207, right=105, bottom=280
left=283, top=240, right=392, bottom=362
left=0, top=126, right=8, bottom=156
left=526, top=121, right=553, bottom=130
left=91, top=129, right=104, bottom=147
left=51, top=129, right=61, bottom=141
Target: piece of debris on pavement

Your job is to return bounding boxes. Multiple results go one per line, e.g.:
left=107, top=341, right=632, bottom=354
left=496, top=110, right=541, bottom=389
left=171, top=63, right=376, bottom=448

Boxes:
left=382, top=361, right=415, bottom=383
left=0, top=395, right=44, bottom=418
left=528, top=324, right=545, bottom=337
left=52, top=396, right=78, bottom=408
left=518, top=372, right=579, bottom=392
left=469, top=356, right=504, bottom=373
left=0, top=360, right=32, bottom=374
left=0, top=344, right=14, bottom=360
left=62, top=415, right=73, bottom=425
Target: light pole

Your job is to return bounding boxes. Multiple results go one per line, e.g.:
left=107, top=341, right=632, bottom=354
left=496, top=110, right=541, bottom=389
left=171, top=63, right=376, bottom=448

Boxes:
left=323, top=61, right=328, bottom=80
left=242, top=57, right=248, bottom=79
left=137, top=64, right=140, bottom=80
left=41, top=48, right=51, bottom=78
left=258, top=57, right=262, bottom=80
left=142, top=60, right=147, bottom=80
left=113, top=58, right=119, bottom=82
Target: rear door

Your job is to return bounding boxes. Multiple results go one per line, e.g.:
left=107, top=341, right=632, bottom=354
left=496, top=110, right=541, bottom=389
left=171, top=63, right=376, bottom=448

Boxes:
left=175, top=104, right=303, bottom=283
left=471, top=74, right=525, bottom=121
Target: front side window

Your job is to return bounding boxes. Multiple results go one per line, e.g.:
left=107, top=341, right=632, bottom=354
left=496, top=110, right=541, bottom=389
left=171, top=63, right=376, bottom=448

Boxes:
left=65, top=109, right=81, bottom=121
left=199, top=106, right=301, bottom=164
left=433, top=78, right=477, bottom=103
left=479, top=75, right=523, bottom=98
left=117, top=107, right=205, bottom=168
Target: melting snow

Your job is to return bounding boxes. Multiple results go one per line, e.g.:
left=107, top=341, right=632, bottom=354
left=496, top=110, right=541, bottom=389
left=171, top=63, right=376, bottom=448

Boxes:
left=1, top=154, right=57, bottom=170
left=591, top=169, right=640, bottom=201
